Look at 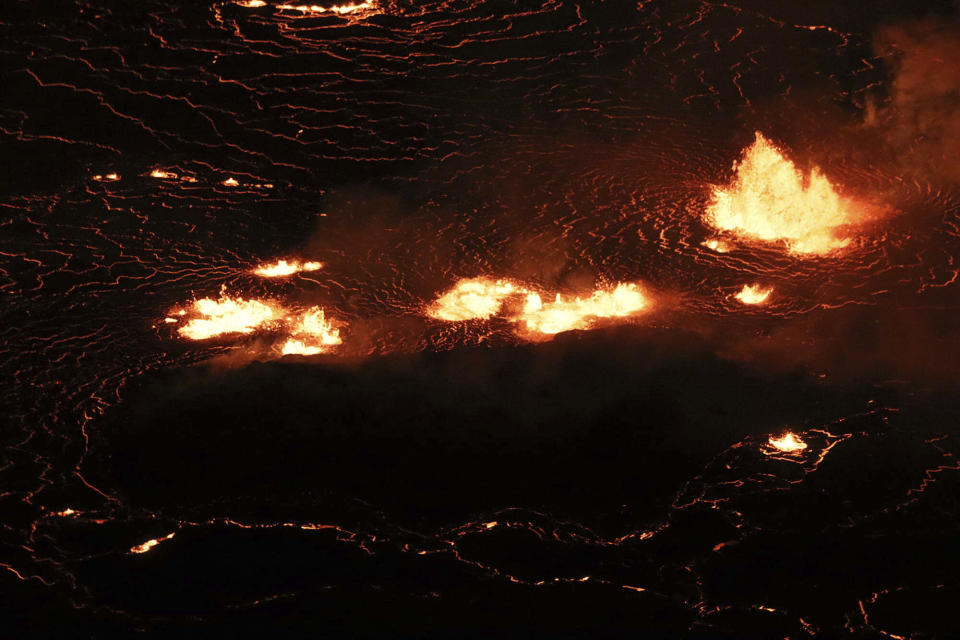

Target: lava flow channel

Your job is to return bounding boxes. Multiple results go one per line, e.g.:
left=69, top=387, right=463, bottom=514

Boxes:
left=706, top=132, right=865, bottom=255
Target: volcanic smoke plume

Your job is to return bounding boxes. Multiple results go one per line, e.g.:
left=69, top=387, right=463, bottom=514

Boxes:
left=869, top=17, right=960, bottom=183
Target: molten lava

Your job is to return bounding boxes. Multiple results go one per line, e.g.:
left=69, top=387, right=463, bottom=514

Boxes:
left=706, top=132, right=861, bottom=255
left=280, top=307, right=341, bottom=355
left=516, top=284, right=648, bottom=335
left=767, top=432, right=808, bottom=453
left=703, top=238, right=730, bottom=253
left=177, top=294, right=283, bottom=340
left=734, top=284, right=773, bottom=305
left=253, top=259, right=323, bottom=278
left=276, top=1, right=376, bottom=14
left=130, top=532, right=176, bottom=554
left=428, top=278, right=650, bottom=337
left=427, top=277, right=522, bottom=321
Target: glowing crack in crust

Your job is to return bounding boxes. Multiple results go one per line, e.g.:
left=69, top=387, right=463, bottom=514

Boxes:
left=253, top=259, right=323, bottom=278
left=428, top=278, right=650, bottom=337
left=706, top=132, right=862, bottom=255
left=734, top=284, right=773, bottom=305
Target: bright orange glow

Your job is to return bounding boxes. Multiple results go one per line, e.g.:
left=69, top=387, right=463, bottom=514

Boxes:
left=253, top=259, right=323, bottom=278
left=280, top=306, right=341, bottom=355
left=516, top=283, right=648, bottom=335
left=222, top=177, right=239, bottom=187
left=702, top=238, right=730, bottom=253
left=706, top=132, right=860, bottom=255
left=734, top=284, right=773, bottom=305
left=177, top=294, right=282, bottom=340
left=237, top=0, right=266, bottom=6
left=768, top=432, right=808, bottom=453
left=130, top=532, right=176, bottom=554
left=427, top=277, right=522, bottom=321
left=150, top=169, right=177, bottom=179
left=277, top=1, right=375, bottom=14
left=93, top=173, right=120, bottom=182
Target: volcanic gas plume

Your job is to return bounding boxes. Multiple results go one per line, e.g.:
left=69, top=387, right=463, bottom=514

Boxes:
left=706, top=132, right=863, bottom=255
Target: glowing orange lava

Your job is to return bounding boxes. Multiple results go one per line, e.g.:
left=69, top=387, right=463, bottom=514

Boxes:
left=428, top=278, right=650, bottom=337
left=253, top=259, right=323, bottom=278
left=222, top=177, right=239, bottom=187
left=130, top=532, right=176, bottom=554
left=734, top=284, right=773, bottom=305
left=706, top=132, right=861, bottom=255
left=150, top=168, right=177, bottom=179
left=177, top=294, right=283, bottom=340
left=280, top=307, right=341, bottom=355
left=516, top=283, right=648, bottom=335
left=237, top=0, right=266, bottom=6
left=768, top=432, right=808, bottom=453
left=703, top=238, right=730, bottom=253
left=427, top=277, right=522, bottom=321
left=277, top=1, right=376, bottom=14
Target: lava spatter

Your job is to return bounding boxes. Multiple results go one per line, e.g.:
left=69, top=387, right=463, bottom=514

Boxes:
left=252, top=259, right=323, bottom=278
left=516, top=283, right=649, bottom=336
left=733, top=284, right=772, bottom=305
left=706, top=132, right=865, bottom=255
left=427, top=278, right=651, bottom=337
left=280, top=306, right=341, bottom=355
left=427, top=277, right=524, bottom=322
left=176, top=294, right=284, bottom=340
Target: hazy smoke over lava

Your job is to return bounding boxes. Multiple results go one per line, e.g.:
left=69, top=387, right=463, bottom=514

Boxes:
left=869, top=17, right=960, bottom=183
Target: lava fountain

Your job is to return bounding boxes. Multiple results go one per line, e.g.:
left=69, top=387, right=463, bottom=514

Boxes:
left=767, top=432, right=808, bottom=454
left=428, top=278, right=650, bottom=337
left=427, top=277, right=522, bottom=321
left=516, top=284, right=648, bottom=336
left=734, top=284, right=773, bottom=305
left=176, top=294, right=283, bottom=340
left=706, top=132, right=862, bottom=255
left=280, top=307, right=341, bottom=355
left=253, top=259, right=323, bottom=278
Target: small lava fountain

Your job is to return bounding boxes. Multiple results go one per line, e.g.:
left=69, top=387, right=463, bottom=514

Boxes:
left=767, top=432, right=808, bottom=454
left=253, top=259, right=323, bottom=278
left=427, top=277, right=522, bottom=321
left=516, top=283, right=648, bottom=336
left=428, top=278, right=650, bottom=337
left=734, top=284, right=773, bottom=305
left=706, top=132, right=862, bottom=255
left=280, top=307, right=342, bottom=355
left=176, top=294, right=283, bottom=340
